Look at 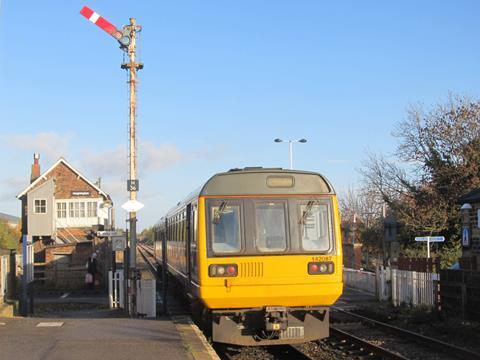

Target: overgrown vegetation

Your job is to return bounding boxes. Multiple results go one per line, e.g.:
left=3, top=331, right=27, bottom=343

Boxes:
left=139, top=227, right=154, bottom=244
left=0, top=220, right=20, bottom=250
left=341, top=95, right=479, bottom=267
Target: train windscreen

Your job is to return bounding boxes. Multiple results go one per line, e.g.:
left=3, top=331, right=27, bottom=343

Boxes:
left=206, top=197, right=335, bottom=257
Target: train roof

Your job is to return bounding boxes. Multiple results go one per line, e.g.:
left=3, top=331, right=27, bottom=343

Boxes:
left=155, top=168, right=335, bottom=226
left=202, top=167, right=334, bottom=195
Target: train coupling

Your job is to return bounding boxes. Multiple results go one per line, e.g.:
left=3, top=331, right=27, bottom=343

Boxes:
left=264, top=306, right=288, bottom=331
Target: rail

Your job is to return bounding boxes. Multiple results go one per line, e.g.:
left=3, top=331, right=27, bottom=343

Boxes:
left=329, top=326, right=409, bottom=360
left=137, top=244, right=158, bottom=278
left=331, top=307, right=480, bottom=360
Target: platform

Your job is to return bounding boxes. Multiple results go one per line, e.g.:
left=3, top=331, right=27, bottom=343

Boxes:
left=0, top=291, right=218, bottom=360
left=0, top=314, right=193, bottom=360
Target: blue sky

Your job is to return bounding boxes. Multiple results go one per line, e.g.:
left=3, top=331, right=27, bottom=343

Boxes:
left=1, top=1, right=480, bottom=230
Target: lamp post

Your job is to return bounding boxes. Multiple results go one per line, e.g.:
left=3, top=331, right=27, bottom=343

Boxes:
left=274, top=138, right=307, bottom=170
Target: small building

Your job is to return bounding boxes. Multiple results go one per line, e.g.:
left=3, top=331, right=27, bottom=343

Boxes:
left=16, top=154, right=114, bottom=288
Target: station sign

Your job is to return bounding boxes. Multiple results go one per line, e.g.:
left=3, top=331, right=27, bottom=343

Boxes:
left=71, top=191, right=91, bottom=196
left=415, top=236, right=444, bottom=259
left=112, top=236, right=126, bottom=251
left=414, top=236, right=445, bottom=242
left=462, top=227, right=470, bottom=247
left=97, top=231, right=122, bottom=237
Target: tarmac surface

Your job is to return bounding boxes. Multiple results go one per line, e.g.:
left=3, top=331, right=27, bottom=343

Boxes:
left=0, top=293, right=207, bottom=360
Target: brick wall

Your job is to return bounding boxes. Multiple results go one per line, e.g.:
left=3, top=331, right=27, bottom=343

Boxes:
left=45, top=242, right=93, bottom=267
left=30, top=162, right=102, bottom=200
left=40, top=240, right=109, bottom=290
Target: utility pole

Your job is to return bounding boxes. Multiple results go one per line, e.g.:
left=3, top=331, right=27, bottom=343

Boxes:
left=80, top=6, right=144, bottom=316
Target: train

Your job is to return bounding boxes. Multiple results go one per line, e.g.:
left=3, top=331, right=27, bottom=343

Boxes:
left=153, top=167, right=343, bottom=345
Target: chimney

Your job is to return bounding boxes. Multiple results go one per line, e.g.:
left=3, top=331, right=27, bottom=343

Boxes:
left=30, top=153, right=41, bottom=183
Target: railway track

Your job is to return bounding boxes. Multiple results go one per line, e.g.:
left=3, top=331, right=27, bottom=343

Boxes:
left=139, top=245, right=480, bottom=359
left=138, top=243, right=318, bottom=360
left=137, top=244, right=157, bottom=274
left=330, top=307, right=480, bottom=360
left=214, top=343, right=315, bottom=360
left=325, top=327, right=409, bottom=359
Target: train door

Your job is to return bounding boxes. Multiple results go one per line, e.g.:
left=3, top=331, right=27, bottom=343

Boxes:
left=187, top=202, right=199, bottom=284
left=186, top=204, right=192, bottom=283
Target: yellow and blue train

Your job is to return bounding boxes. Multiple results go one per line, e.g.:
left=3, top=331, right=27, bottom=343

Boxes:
left=153, top=167, right=343, bottom=345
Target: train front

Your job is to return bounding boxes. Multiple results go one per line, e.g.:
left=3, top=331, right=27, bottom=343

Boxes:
left=197, top=169, right=343, bottom=345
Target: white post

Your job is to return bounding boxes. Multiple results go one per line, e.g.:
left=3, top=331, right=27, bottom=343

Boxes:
left=427, top=237, right=430, bottom=259
left=391, top=268, right=396, bottom=306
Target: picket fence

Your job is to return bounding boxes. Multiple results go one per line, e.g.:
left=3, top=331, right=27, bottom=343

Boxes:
left=391, top=269, right=439, bottom=307
left=343, top=267, right=439, bottom=307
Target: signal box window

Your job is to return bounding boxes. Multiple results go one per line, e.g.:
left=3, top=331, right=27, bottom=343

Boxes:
left=254, top=201, right=287, bottom=252
left=299, top=202, right=331, bottom=251
left=57, top=202, right=67, bottom=218
left=34, top=199, right=47, bottom=214
left=210, top=202, right=241, bottom=253
left=87, top=202, right=97, bottom=217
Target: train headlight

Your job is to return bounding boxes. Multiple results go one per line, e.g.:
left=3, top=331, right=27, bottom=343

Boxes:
left=308, top=261, right=334, bottom=275
left=209, top=264, right=238, bottom=277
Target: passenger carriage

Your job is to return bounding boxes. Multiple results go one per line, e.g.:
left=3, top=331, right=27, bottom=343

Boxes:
left=153, top=167, right=343, bottom=345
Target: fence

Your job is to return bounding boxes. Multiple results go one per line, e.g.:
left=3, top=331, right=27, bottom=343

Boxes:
left=0, top=255, right=8, bottom=301
left=343, top=267, right=439, bottom=307
left=391, top=269, right=439, bottom=307
left=343, top=268, right=376, bottom=294
left=440, top=269, right=480, bottom=320
left=108, top=270, right=124, bottom=309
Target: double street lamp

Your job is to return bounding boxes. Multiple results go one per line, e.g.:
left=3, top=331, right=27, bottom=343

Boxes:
left=274, top=138, right=307, bottom=170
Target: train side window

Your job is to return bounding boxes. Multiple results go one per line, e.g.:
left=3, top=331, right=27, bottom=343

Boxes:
left=298, top=202, right=332, bottom=251
left=254, top=201, right=287, bottom=252
left=176, top=215, right=180, bottom=242
left=210, top=202, right=241, bottom=253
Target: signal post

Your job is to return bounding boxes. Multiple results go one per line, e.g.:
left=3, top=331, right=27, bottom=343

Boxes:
left=80, top=6, right=144, bottom=316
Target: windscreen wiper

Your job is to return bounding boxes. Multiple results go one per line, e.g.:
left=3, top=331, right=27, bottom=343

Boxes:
left=299, top=200, right=316, bottom=225
left=213, top=201, right=228, bottom=224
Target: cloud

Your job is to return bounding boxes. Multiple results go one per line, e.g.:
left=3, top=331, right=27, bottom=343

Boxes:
left=2, top=177, right=28, bottom=190
left=81, top=145, right=126, bottom=178
left=1, top=132, right=71, bottom=161
left=141, top=142, right=183, bottom=171
left=101, top=179, right=127, bottom=201
left=0, top=177, right=29, bottom=202
left=81, top=142, right=184, bottom=179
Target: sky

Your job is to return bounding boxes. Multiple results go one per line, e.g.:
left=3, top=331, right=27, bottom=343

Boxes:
left=1, top=1, right=480, bottom=230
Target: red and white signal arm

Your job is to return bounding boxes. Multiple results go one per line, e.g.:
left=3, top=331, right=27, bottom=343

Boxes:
left=80, top=6, right=122, bottom=40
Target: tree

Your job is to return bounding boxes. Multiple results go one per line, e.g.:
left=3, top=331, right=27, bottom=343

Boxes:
left=139, top=227, right=154, bottom=245
left=339, top=186, right=385, bottom=266
left=0, top=221, right=20, bottom=250
left=360, top=95, right=480, bottom=264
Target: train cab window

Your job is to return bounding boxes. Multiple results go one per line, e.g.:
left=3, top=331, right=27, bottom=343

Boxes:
left=210, top=202, right=241, bottom=253
left=254, top=201, right=287, bottom=252
left=298, top=201, right=332, bottom=251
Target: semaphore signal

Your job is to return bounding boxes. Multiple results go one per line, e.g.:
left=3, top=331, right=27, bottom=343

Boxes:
left=80, top=5, right=144, bottom=316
